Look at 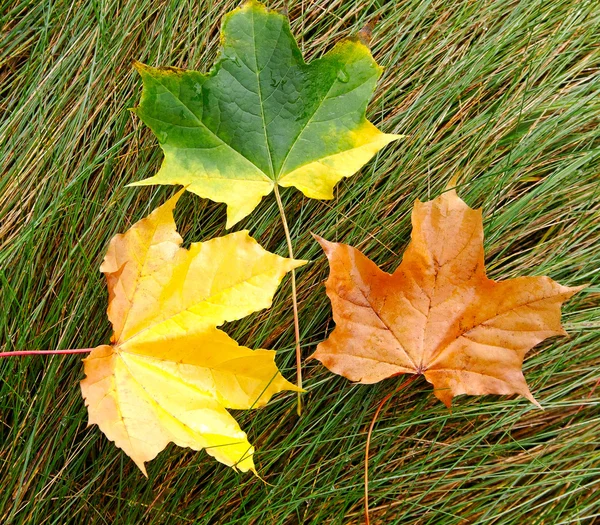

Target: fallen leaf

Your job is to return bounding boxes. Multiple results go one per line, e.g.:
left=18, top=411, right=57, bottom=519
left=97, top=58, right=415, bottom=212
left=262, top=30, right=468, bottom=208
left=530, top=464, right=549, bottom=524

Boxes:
left=130, top=0, right=400, bottom=227
left=312, top=189, right=584, bottom=407
left=81, top=192, right=305, bottom=475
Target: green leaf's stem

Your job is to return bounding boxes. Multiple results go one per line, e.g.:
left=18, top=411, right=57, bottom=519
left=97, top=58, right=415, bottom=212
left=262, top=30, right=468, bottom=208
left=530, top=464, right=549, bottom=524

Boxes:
left=364, top=375, right=418, bottom=525
left=0, top=348, right=94, bottom=358
left=273, top=184, right=303, bottom=416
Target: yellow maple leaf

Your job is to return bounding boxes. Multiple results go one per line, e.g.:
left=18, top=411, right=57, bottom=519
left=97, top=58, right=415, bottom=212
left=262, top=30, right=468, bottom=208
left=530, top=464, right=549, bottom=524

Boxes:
left=81, top=191, right=305, bottom=475
left=312, top=189, right=584, bottom=407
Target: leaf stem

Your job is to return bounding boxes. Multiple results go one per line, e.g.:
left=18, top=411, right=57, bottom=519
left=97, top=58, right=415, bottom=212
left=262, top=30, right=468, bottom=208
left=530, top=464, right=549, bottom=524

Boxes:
left=273, top=184, right=303, bottom=416
left=365, top=375, right=417, bottom=525
left=0, top=348, right=94, bottom=358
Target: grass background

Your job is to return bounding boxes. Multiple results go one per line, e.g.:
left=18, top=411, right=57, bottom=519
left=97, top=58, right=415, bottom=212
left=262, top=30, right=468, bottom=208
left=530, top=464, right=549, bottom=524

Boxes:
left=1, top=0, right=599, bottom=523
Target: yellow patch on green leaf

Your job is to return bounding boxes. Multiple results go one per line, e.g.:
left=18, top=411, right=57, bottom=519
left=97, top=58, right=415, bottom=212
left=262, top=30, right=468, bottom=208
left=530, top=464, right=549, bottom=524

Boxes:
left=131, top=1, right=400, bottom=227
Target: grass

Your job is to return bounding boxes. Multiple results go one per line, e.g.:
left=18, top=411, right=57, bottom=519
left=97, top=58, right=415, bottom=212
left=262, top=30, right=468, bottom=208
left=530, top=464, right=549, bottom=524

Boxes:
left=1, top=0, right=599, bottom=523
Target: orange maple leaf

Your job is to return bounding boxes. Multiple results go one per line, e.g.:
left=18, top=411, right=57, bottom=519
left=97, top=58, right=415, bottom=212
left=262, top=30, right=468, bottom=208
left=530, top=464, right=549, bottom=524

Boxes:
left=312, top=189, right=584, bottom=407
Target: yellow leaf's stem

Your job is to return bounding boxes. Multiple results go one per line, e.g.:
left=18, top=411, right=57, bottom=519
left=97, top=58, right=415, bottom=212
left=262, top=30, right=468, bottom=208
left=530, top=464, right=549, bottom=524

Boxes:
left=0, top=348, right=94, bottom=358
left=273, top=184, right=303, bottom=416
left=365, top=375, right=418, bottom=525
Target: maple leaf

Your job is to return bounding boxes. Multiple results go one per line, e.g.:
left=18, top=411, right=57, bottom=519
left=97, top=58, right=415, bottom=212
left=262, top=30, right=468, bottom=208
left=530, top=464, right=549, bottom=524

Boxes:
left=312, top=189, right=584, bottom=407
left=129, top=0, right=401, bottom=228
left=80, top=192, right=305, bottom=475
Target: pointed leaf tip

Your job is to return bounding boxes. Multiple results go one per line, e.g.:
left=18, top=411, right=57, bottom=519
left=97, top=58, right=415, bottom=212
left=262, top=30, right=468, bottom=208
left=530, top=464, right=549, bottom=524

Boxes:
left=131, top=59, right=147, bottom=73
left=312, top=234, right=335, bottom=253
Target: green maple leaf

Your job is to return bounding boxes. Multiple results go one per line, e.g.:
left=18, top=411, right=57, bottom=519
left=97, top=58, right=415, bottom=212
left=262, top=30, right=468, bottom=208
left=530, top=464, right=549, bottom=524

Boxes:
left=131, top=0, right=400, bottom=227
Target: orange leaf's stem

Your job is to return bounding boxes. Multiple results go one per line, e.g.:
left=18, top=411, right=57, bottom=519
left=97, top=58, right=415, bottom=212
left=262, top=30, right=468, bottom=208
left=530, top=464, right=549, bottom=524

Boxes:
left=365, top=375, right=417, bottom=525
left=0, top=348, right=94, bottom=358
left=273, top=184, right=303, bottom=416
